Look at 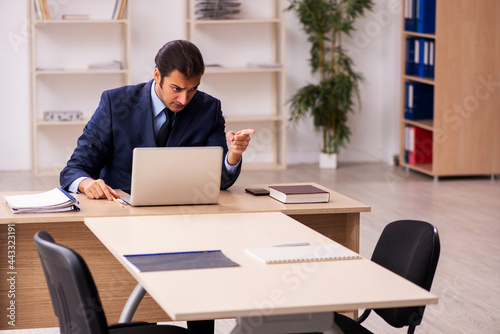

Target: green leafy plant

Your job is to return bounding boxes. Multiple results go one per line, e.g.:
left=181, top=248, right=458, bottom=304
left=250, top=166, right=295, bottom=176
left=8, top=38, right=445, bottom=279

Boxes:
left=287, top=0, right=374, bottom=155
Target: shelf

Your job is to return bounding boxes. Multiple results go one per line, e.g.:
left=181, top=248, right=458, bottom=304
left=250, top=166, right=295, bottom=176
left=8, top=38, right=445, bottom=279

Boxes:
left=36, top=119, right=89, bottom=126
left=403, top=30, right=435, bottom=39
left=401, top=162, right=433, bottom=175
left=34, top=19, right=128, bottom=25
left=29, top=0, right=131, bottom=174
left=36, top=69, right=128, bottom=76
left=205, top=66, right=283, bottom=74
left=187, top=18, right=281, bottom=25
left=402, top=119, right=433, bottom=131
left=403, top=75, right=434, bottom=85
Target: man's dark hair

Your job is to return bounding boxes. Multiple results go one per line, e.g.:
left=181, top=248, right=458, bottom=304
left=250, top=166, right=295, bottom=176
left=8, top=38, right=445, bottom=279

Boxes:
left=155, top=40, right=205, bottom=87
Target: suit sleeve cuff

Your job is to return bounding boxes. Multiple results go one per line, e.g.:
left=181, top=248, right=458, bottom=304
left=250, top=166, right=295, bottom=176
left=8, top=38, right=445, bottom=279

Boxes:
left=224, top=152, right=241, bottom=174
left=68, top=177, right=89, bottom=193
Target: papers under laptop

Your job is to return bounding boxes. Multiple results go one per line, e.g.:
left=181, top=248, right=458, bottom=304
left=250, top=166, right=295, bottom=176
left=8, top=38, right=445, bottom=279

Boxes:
left=121, top=147, right=223, bottom=206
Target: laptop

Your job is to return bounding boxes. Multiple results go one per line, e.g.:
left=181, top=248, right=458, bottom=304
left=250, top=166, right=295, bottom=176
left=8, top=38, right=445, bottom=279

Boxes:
left=121, top=147, right=223, bottom=206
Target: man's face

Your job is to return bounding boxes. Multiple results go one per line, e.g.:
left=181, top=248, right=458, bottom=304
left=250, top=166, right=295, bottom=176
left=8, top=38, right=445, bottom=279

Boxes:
left=154, top=68, right=201, bottom=113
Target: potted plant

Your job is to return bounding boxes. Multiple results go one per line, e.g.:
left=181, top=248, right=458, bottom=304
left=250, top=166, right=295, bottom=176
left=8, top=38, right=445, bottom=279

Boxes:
left=287, top=0, right=374, bottom=168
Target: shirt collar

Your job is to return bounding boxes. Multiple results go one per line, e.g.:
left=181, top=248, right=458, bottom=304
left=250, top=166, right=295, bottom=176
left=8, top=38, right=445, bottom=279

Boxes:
left=150, top=80, right=166, bottom=118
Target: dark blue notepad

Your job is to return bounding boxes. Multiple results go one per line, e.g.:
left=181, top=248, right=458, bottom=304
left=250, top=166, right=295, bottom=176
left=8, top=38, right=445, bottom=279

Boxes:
left=124, top=250, right=239, bottom=272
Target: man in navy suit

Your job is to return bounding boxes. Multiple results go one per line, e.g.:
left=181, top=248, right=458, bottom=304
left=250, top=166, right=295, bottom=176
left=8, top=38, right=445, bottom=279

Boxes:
left=60, top=40, right=254, bottom=201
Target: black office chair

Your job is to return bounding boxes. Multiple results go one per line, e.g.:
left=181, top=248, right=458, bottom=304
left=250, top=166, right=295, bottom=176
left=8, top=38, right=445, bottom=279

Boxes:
left=334, top=220, right=440, bottom=334
left=33, top=231, right=196, bottom=334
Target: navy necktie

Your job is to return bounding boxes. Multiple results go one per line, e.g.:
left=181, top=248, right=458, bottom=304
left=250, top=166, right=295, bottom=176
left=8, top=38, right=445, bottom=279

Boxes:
left=156, top=109, right=173, bottom=147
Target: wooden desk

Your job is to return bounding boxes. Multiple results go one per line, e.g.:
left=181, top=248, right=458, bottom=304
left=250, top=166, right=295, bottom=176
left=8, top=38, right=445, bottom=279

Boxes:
left=0, top=183, right=370, bottom=329
left=85, top=212, right=437, bottom=333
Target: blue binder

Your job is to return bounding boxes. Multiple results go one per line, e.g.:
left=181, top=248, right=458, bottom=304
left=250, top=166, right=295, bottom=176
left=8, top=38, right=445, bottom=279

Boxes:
left=416, top=0, right=436, bottom=34
left=404, top=81, right=434, bottom=120
left=413, top=38, right=421, bottom=76
left=418, top=38, right=429, bottom=77
left=405, top=37, right=416, bottom=75
left=404, top=0, right=416, bottom=31
left=428, top=40, right=435, bottom=78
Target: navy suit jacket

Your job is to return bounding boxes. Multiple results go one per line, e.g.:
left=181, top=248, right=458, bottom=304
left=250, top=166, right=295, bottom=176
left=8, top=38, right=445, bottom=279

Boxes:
left=60, top=80, right=240, bottom=191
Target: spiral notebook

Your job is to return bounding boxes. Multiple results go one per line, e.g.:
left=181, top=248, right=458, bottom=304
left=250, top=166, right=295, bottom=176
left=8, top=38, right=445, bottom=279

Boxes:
left=245, top=244, right=360, bottom=264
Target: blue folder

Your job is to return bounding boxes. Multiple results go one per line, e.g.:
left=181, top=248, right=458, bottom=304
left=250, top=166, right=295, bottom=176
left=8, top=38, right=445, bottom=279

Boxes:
left=416, top=0, right=436, bottom=34
left=404, top=81, right=434, bottom=120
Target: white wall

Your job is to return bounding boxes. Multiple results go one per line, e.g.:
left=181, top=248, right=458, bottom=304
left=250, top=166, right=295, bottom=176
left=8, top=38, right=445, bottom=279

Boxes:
left=0, top=0, right=402, bottom=171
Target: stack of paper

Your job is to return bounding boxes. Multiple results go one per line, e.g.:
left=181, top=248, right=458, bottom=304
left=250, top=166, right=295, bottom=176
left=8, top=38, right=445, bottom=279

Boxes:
left=3, top=188, right=80, bottom=214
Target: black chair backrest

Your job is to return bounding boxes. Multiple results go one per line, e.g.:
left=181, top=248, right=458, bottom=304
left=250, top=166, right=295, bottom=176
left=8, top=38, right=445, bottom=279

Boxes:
left=371, top=220, right=440, bottom=329
left=34, top=231, right=109, bottom=334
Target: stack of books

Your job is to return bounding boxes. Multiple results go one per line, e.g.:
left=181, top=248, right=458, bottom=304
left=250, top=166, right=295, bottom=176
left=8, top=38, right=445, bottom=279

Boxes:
left=195, top=0, right=241, bottom=20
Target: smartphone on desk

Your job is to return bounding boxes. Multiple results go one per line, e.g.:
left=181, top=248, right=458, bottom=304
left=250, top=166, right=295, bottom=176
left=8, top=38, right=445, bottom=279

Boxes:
left=245, top=188, right=270, bottom=196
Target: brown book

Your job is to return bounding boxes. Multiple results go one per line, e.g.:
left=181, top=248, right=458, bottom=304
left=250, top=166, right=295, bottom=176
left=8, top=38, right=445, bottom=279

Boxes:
left=269, top=185, right=330, bottom=204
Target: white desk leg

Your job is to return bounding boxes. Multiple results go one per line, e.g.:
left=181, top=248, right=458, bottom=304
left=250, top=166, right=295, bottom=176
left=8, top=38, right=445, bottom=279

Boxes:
left=230, top=312, right=343, bottom=334
left=118, top=283, right=147, bottom=323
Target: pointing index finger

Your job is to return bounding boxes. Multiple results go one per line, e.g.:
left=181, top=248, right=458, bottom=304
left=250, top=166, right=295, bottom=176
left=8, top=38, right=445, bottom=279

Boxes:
left=237, top=129, right=256, bottom=136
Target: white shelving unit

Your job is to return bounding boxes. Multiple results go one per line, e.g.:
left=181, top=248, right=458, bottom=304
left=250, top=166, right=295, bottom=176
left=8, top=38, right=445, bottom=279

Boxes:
left=185, top=0, right=286, bottom=169
left=29, top=0, right=131, bottom=174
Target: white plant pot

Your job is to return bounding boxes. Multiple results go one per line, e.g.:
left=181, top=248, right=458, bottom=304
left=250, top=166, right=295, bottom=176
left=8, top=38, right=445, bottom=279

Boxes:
left=319, top=152, right=338, bottom=169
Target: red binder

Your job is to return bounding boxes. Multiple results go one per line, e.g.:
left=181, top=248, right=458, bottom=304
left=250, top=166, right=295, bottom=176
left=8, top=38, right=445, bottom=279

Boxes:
left=408, top=127, right=433, bottom=165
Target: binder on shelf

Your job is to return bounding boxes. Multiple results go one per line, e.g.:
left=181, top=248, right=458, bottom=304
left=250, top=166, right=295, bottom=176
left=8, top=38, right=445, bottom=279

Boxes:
left=416, top=0, right=436, bottom=34
left=404, top=125, right=411, bottom=163
left=405, top=37, right=415, bottom=75
left=404, top=0, right=416, bottom=31
left=404, top=81, right=434, bottom=120
left=418, top=38, right=429, bottom=78
left=408, top=126, right=433, bottom=165
left=429, top=40, right=435, bottom=78
left=406, top=37, right=435, bottom=79
left=413, top=38, right=421, bottom=76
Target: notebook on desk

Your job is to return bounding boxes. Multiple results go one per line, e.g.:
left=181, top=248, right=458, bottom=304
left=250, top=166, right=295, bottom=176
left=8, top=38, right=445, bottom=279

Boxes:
left=121, top=147, right=223, bottom=206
